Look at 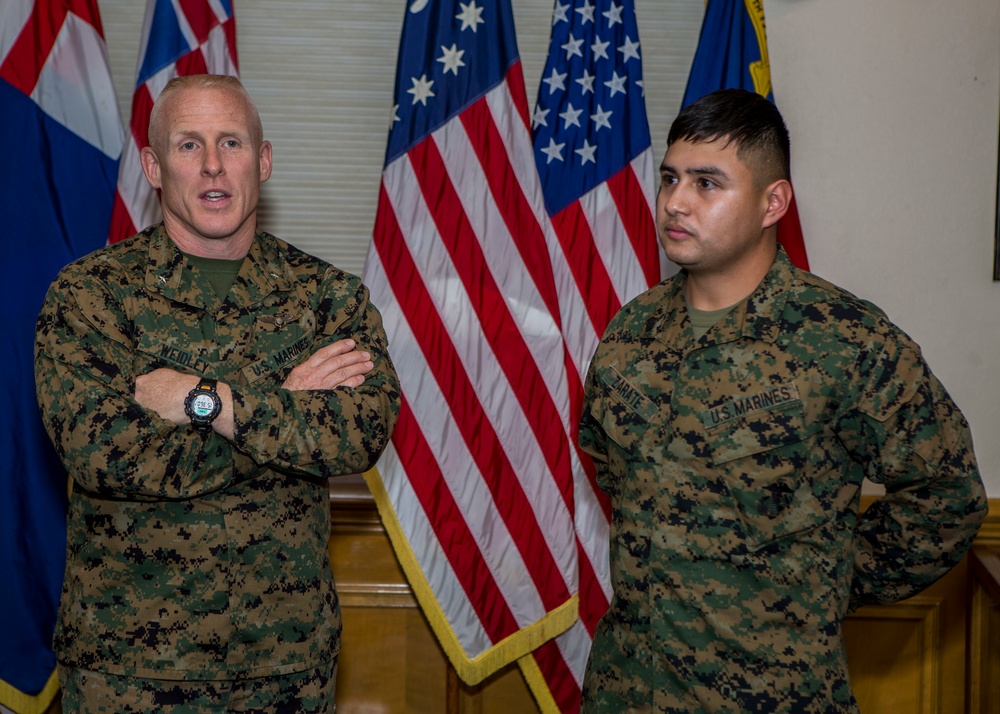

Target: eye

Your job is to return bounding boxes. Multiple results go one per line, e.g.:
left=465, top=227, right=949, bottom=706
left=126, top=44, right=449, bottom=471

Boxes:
left=180, top=141, right=197, bottom=151
left=223, top=139, right=240, bottom=148
left=697, top=177, right=717, bottom=189
left=659, top=174, right=677, bottom=187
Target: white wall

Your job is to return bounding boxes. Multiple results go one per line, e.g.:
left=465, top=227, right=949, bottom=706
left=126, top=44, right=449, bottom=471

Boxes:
left=765, top=0, right=1000, bottom=495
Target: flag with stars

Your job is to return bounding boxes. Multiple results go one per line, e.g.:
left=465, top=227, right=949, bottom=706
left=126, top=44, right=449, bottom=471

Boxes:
left=362, top=0, right=602, bottom=711
left=1, top=2, right=122, bottom=712
left=681, top=0, right=809, bottom=270
left=107, top=0, right=238, bottom=243
left=527, top=0, right=662, bottom=709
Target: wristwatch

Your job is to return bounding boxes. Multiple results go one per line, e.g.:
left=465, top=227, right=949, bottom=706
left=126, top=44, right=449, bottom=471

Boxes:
left=184, top=378, right=222, bottom=433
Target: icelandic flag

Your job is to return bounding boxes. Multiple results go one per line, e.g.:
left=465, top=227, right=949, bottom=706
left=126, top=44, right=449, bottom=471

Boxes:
left=681, top=0, right=810, bottom=270
left=0, top=1, right=123, bottom=712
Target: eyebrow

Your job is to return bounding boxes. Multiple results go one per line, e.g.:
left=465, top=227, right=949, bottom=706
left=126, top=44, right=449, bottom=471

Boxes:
left=660, top=162, right=730, bottom=181
left=172, top=128, right=250, bottom=140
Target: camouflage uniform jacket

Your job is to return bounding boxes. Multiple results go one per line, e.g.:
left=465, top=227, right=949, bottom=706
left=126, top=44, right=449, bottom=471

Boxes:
left=35, top=224, right=400, bottom=680
left=578, top=249, right=986, bottom=713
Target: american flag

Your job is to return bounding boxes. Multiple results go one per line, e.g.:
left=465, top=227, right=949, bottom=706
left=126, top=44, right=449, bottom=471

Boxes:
left=527, top=0, right=660, bottom=709
left=0, top=1, right=122, bottom=711
left=107, top=0, right=238, bottom=244
left=362, top=0, right=660, bottom=710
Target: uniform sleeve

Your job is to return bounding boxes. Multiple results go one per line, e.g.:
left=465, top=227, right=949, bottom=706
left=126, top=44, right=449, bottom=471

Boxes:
left=34, top=268, right=248, bottom=501
left=847, top=331, right=987, bottom=609
left=228, top=272, right=400, bottom=478
left=579, top=357, right=611, bottom=489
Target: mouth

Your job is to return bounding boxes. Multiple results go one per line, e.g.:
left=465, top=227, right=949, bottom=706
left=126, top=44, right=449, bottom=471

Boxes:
left=662, top=223, right=692, bottom=241
left=202, top=190, right=230, bottom=202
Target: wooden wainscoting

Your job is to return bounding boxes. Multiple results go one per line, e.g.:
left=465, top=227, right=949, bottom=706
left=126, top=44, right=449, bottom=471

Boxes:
left=329, top=482, right=1000, bottom=714
left=329, top=475, right=538, bottom=713
left=837, top=498, right=1000, bottom=714
left=842, top=562, right=966, bottom=713
left=969, top=545, right=1000, bottom=714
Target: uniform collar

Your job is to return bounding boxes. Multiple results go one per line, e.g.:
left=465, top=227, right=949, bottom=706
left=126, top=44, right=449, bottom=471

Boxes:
left=648, top=248, right=796, bottom=349
left=144, top=223, right=296, bottom=310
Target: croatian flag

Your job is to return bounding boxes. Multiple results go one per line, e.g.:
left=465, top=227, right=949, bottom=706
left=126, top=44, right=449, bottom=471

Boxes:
left=108, top=0, right=238, bottom=244
left=0, top=1, right=122, bottom=712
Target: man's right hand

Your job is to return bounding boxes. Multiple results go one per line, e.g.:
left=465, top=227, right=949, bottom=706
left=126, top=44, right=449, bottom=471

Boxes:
left=281, top=338, right=374, bottom=391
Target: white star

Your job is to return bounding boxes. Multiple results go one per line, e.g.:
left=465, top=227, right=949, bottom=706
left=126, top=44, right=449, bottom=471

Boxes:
left=559, top=103, right=583, bottom=129
left=636, top=78, right=645, bottom=96
left=391, top=104, right=400, bottom=125
left=591, top=37, right=610, bottom=60
left=541, top=137, right=566, bottom=164
left=532, top=105, right=550, bottom=129
left=575, top=69, right=596, bottom=94
left=591, top=105, right=612, bottom=131
left=542, top=67, right=567, bottom=94
left=575, top=139, right=597, bottom=165
left=619, top=36, right=640, bottom=63
left=456, top=1, right=485, bottom=32
left=603, top=2, right=623, bottom=27
left=437, top=44, right=466, bottom=75
left=562, top=34, right=584, bottom=60
left=604, top=71, right=627, bottom=97
left=552, top=2, right=569, bottom=24
left=407, top=74, right=435, bottom=106
left=575, top=1, right=595, bottom=24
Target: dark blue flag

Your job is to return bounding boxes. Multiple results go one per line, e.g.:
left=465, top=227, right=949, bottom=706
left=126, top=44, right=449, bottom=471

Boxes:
left=0, top=2, right=122, bottom=711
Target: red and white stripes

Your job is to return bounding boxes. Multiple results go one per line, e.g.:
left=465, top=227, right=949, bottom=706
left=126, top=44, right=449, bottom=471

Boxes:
left=364, top=53, right=659, bottom=711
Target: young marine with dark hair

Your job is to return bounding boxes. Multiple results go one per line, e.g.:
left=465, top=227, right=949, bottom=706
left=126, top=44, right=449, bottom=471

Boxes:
left=579, top=88, right=987, bottom=712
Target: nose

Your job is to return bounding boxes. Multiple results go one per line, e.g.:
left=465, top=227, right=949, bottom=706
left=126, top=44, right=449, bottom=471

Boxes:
left=658, top=182, right=688, bottom=217
left=201, top=145, right=224, bottom=177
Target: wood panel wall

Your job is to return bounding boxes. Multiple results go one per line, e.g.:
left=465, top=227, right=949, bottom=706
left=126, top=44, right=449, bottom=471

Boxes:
left=329, top=485, right=1000, bottom=714
left=329, top=476, right=539, bottom=713
left=969, top=546, right=1000, bottom=714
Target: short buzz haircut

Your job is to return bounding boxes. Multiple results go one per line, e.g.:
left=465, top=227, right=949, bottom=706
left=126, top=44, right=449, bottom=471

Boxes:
left=667, top=88, right=791, bottom=188
left=147, top=74, right=264, bottom=152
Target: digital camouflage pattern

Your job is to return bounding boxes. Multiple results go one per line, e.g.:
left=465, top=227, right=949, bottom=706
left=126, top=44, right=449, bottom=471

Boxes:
left=58, top=661, right=336, bottom=713
left=578, top=250, right=987, bottom=713
left=35, top=224, right=400, bottom=680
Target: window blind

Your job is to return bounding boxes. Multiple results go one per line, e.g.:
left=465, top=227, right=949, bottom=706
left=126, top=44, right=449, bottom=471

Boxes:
left=99, top=0, right=702, bottom=276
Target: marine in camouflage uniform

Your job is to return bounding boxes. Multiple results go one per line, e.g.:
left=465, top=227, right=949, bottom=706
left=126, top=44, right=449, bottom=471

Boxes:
left=33, top=75, right=399, bottom=710
left=578, top=90, right=987, bottom=712
left=36, top=222, right=398, bottom=678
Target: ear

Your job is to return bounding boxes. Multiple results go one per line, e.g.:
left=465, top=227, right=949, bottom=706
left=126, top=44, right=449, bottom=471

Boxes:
left=762, top=179, right=792, bottom=230
left=259, top=140, right=273, bottom=183
left=140, top=146, right=161, bottom=190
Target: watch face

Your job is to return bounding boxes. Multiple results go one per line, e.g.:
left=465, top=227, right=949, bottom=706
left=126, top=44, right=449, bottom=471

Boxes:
left=191, top=393, right=217, bottom=417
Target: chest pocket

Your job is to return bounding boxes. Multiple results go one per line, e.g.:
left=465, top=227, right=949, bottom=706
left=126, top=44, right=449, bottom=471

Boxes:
left=704, top=387, right=830, bottom=549
left=597, top=365, right=670, bottom=494
left=240, top=309, right=317, bottom=387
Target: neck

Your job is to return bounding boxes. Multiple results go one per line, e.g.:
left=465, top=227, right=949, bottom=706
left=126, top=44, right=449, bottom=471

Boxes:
left=164, top=221, right=255, bottom=260
left=685, top=242, right=777, bottom=311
